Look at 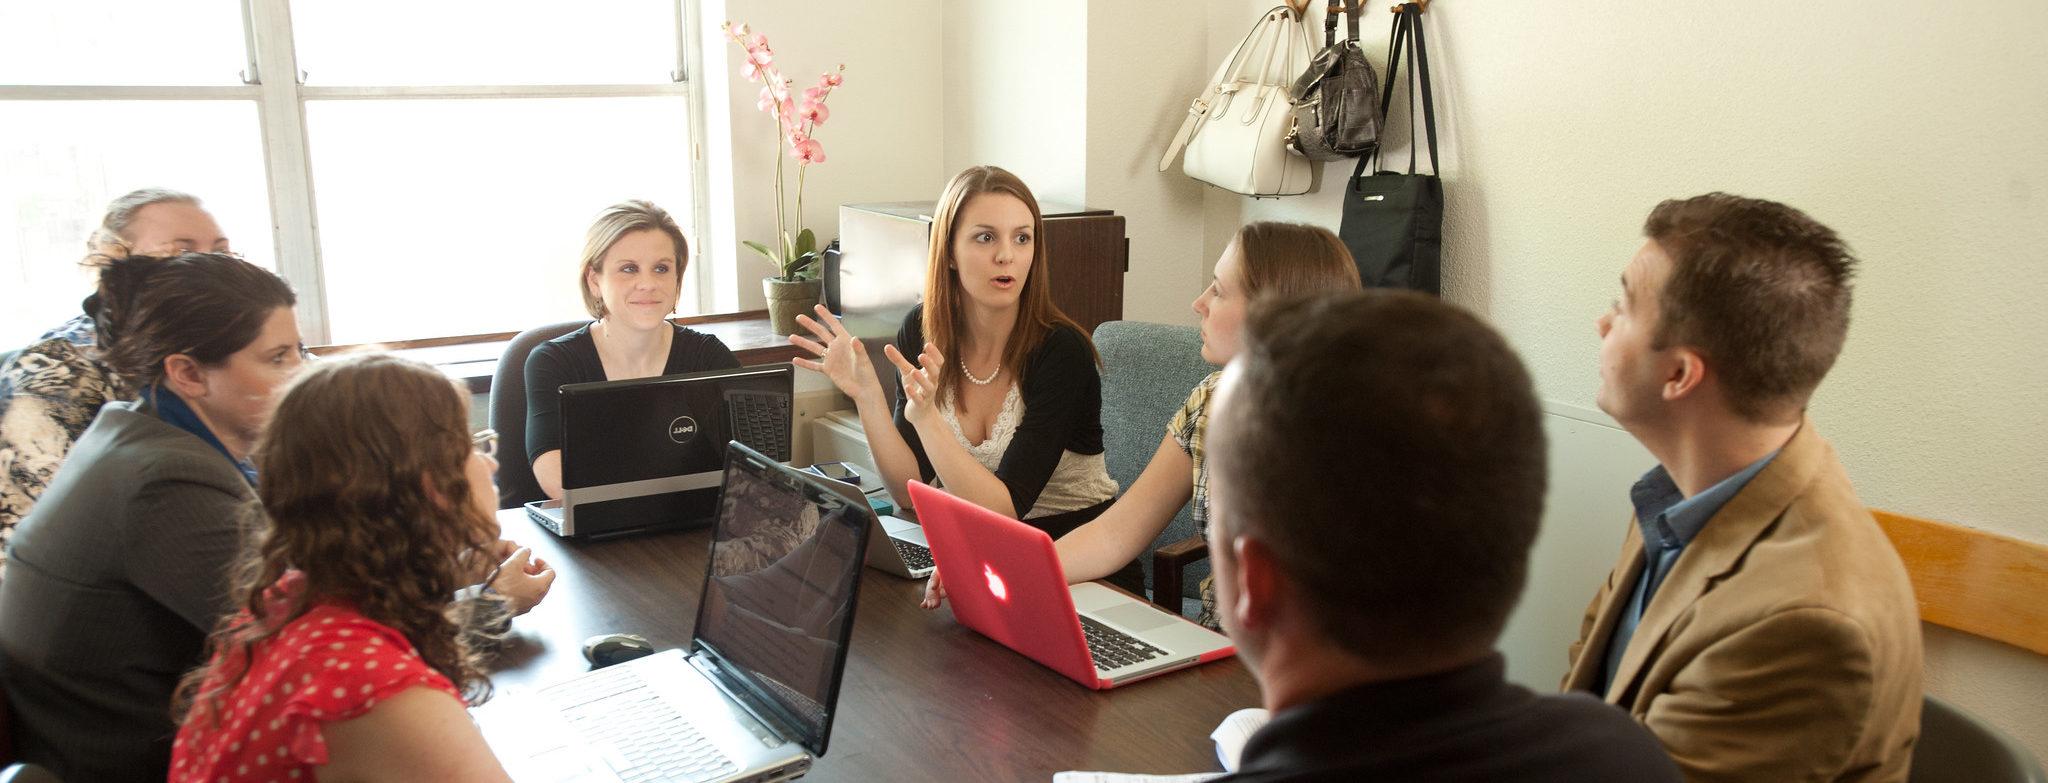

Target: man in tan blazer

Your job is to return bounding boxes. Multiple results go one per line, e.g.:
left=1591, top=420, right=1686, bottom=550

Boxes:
left=1563, top=193, right=1923, bottom=782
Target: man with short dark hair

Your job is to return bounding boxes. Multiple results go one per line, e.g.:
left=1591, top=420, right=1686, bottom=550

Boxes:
left=1564, top=193, right=1922, bottom=781
left=1204, top=291, right=1678, bottom=782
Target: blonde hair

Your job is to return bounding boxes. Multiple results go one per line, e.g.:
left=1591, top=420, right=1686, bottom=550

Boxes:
left=920, top=166, right=1096, bottom=412
left=578, top=200, right=689, bottom=318
left=87, top=188, right=201, bottom=258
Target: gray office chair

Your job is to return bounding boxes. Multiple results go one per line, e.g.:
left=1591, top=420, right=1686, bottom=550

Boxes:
left=1092, top=321, right=1216, bottom=617
left=1911, top=695, right=2045, bottom=783
left=489, top=320, right=590, bottom=509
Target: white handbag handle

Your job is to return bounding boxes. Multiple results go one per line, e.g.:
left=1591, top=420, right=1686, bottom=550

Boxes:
left=1158, top=6, right=1300, bottom=171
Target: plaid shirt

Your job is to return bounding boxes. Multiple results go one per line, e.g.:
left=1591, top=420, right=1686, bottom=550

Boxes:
left=1168, top=371, right=1222, bottom=629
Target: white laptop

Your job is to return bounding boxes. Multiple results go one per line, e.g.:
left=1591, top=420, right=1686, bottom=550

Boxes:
left=474, top=441, right=871, bottom=782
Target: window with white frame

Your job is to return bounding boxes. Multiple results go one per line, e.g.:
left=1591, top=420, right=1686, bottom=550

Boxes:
left=0, top=0, right=709, bottom=347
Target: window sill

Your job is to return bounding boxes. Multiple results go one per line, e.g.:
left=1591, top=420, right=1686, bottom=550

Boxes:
left=308, top=310, right=804, bottom=394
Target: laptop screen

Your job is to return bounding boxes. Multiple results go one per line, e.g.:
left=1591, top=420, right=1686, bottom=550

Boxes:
left=695, top=444, right=868, bottom=756
left=560, top=364, right=792, bottom=490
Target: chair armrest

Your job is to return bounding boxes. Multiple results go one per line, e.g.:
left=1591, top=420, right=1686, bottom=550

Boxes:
left=1151, top=535, right=1211, bottom=611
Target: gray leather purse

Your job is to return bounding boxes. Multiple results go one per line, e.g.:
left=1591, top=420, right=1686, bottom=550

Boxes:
left=1287, top=1, right=1382, bottom=161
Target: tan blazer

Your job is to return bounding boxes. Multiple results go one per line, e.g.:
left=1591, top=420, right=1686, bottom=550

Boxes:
left=1562, top=420, right=1923, bottom=783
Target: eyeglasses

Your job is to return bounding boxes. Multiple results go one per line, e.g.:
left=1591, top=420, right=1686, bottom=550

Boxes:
left=472, top=429, right=499, bottom=459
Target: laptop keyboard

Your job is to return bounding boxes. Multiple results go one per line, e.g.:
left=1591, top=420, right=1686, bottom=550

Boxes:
left=725, top=390, right=792, bottom=462
left=891, top=537, right=934, bottom=571
left=1079, top=616, right=1170, bottom=672
left=543, top=665, right=740, bottom=782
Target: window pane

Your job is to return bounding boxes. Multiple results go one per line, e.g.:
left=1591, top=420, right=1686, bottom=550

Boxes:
left=0, top=100, right=274, bottom=347
left=291, top=0, right=678, bottom=86
left=0, top=2, right=247, bottom=86
left=305, top=97, right=696, bottom=344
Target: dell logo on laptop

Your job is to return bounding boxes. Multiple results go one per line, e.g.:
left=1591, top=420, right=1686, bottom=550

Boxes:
left=668, top=416, right=699, bottom=444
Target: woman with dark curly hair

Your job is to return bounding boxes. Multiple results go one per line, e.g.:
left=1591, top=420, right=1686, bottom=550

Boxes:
left=171, top=353, right=553, bottom=782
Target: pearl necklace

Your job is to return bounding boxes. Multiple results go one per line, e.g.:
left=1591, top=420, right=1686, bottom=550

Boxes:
left=960, top=359, right=1000, bottom=386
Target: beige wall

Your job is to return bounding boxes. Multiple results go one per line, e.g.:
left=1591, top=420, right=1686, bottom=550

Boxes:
left=942, top=0, right=1090, bottom=203
left=706, top=0, right=946, bottom=313
left=1182, top=0, right=2048, bottom=758
left=726, top=0, right=2048, bottom=757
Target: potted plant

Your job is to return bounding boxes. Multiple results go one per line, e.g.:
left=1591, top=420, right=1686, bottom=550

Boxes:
left=724, top=22, right=846, bottom=336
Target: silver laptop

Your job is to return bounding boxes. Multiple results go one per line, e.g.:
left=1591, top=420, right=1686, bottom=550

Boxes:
left=862, top=514, right=935, bottom=579
left=799, top=468, right=934, bottom=580
left=476, top=442, right=871, bottom=782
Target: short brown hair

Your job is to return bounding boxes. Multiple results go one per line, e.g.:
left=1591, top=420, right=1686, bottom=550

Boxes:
left=1212, top=291, right=1546, bottom=665
left=1235, top=221, right=1361, bottom=297
left=578, top=200, right=689, bottom=318
left=1645, top=193, right=1856, bottom=422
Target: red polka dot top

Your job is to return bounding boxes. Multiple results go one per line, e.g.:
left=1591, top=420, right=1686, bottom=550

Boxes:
left=169, top=571, right=461, bottom=782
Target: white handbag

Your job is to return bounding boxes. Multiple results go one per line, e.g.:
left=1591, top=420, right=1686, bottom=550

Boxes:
left=1159, top=4, right=1316, bottom=198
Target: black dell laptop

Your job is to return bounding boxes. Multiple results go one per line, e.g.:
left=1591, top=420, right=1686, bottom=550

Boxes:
left=525, top=363, right=793, bottom=538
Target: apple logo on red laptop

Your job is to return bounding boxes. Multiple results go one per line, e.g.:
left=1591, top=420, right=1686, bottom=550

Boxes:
left=983, top=563, right=1008, bottom=602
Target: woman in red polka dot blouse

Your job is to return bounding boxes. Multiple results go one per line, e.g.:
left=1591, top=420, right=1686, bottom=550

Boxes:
left=170, top=353, right=555, bottom=781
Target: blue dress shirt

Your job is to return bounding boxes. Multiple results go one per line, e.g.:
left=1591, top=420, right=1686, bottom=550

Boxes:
left=1594, top=451, right=1779, bottom=694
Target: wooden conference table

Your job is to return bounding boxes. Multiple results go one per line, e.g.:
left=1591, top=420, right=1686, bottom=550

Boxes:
left=486, top=508, right=1263, bottom=782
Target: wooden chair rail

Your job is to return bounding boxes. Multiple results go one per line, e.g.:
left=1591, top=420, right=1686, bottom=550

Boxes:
left=1873, top=509, right=2048, bottom=656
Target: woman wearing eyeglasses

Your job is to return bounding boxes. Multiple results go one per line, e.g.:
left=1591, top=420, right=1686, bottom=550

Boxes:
left=0, top=251, right=303, bottom=781
left=0, top=189, right=233, bottom=571
left=172, top=353, right=552, bottom=782
left=0, top=255, right=551, bottom=782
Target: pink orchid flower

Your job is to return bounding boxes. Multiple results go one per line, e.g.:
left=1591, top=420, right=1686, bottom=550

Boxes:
left=821, top=70, right=843, bottom=88
left=799, top=100, right=829, bottom=125
left=792, top=138, right=826, bottom=165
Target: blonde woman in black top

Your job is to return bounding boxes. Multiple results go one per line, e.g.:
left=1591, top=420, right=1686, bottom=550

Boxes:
left=525, top=201, right=740, bottom=499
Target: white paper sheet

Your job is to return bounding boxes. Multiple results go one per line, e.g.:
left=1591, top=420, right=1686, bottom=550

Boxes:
left=1052, top=772, right=1222, bottom=783
left=1209, top=707, right=1270, bottom=772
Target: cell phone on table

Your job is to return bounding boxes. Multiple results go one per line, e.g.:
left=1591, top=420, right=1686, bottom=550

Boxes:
left=802, top=461, right=862, bottom=487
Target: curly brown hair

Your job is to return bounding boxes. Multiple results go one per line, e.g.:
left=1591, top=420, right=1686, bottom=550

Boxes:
left=176, top=352, right=503, bottom=726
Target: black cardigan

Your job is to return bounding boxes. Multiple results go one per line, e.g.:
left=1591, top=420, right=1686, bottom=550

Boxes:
left=892, top=305, right=1105, bottom=517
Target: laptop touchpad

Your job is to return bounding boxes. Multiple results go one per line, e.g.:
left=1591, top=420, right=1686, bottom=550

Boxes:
left=1094, top=602, right=1177, bottom=632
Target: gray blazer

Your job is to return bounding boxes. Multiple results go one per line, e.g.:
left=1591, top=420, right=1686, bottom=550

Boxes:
left=0, top=398, right=255, bottom=783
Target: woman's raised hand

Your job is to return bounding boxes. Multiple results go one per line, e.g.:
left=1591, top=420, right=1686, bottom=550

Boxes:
left=883, top=341, right=945, bottom=428
left=790, top=305, right=882, bottom=404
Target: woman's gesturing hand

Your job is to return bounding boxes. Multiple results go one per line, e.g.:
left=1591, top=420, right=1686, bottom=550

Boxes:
left=884, top=341, right=946, bottom=429
left=790, top=305, right=883, bottom=405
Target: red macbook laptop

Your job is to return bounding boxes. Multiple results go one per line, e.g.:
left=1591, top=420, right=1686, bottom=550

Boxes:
left=907, top=481, right=1234, bottom=689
